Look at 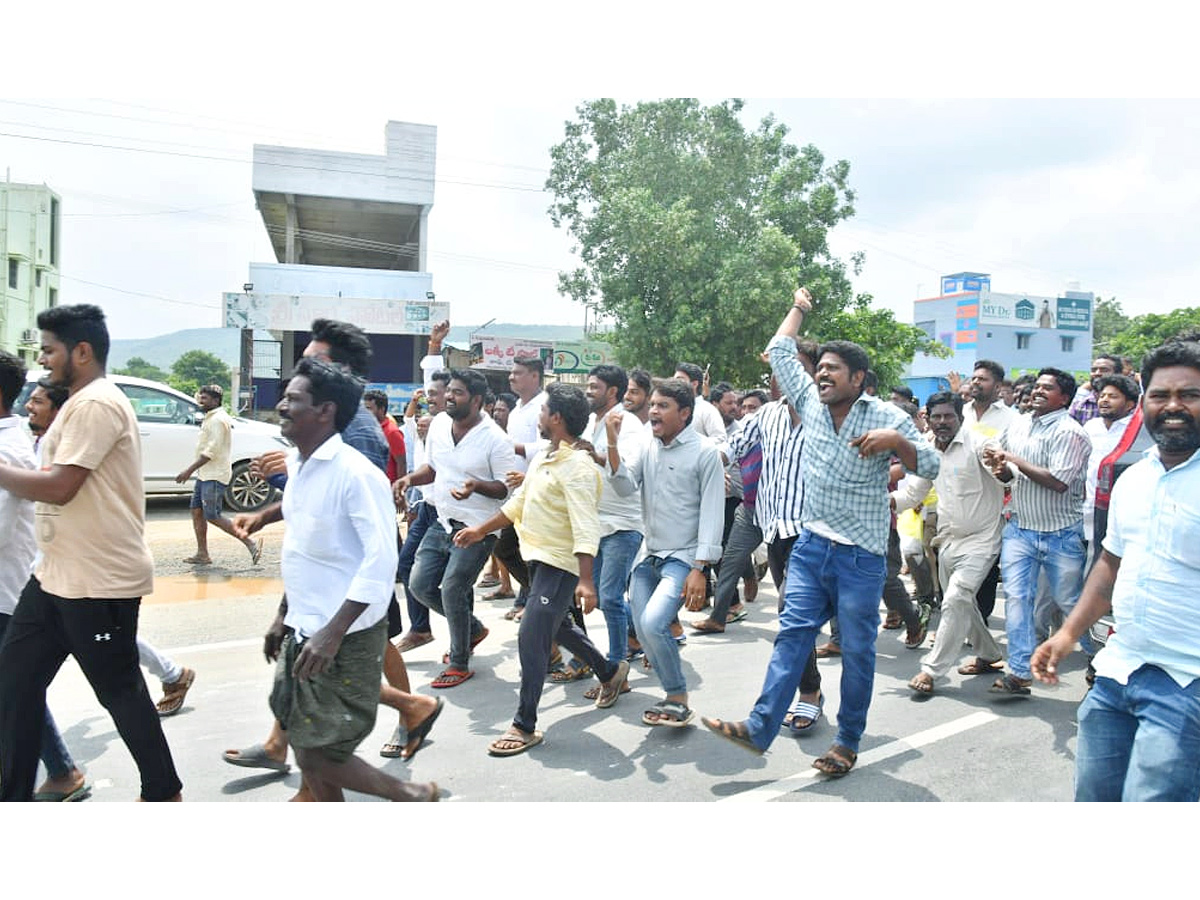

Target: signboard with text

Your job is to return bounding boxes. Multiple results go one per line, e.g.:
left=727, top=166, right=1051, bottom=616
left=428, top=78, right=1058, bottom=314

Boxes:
left=469, top=335, right=555, bottom=372
left=1056, top=296, right=1092, bottom=332
left=552, top=341, right=616, bottom=374
left=224, top=293, right=450, bottom=335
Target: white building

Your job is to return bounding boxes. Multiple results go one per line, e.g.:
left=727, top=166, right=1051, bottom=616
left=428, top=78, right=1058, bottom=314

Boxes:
left=223, top=121, right=447, bottom=413
left=1, top=181, right=61, bottom=364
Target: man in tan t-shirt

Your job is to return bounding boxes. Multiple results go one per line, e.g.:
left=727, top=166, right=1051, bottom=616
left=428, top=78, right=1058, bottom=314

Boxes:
left=0, top=303, right=182, bottom=802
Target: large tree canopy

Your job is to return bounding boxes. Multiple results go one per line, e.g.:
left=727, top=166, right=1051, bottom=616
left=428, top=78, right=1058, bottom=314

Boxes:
left=169, top=349, right=231, bottom=399
left=1106, top=306, right=1200, bottom=366
left=547, top=98, right=942, bottom=386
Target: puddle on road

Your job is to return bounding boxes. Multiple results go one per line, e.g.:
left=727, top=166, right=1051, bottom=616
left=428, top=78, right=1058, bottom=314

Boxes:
left=146, top=575, right=284, bottom=605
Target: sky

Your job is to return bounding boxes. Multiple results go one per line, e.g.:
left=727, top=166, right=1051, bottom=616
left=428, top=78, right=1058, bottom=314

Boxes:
left=3, top=8, right=1198, bottom=343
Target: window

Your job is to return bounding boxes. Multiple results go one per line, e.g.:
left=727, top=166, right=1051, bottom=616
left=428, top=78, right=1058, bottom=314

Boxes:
left=118, top=384, right=196, bottom=425
left=7, top=258, right=17, bottom=290
left=50, top=198, right=59, bottom=266
left=35, top=269, right=43, bottom=288
left=48, top=286, right=57, bottom=307
left=1016, top=333, right=1031, bottom=350
left=1061, top=336, right=1075, bottom=352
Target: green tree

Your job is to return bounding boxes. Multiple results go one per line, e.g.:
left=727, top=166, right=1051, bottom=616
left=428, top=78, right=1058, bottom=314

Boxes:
left=113, top=355, right=169, bottom=382
left=169, top=349, right=231, bottom=399
left=1092, top=296, right=1130, bottom=356
left=547, top=98, right=944, bottom=386
left=1107, top=307, right=1200, bottom=367
left=818, top=295, right=951, bottom=392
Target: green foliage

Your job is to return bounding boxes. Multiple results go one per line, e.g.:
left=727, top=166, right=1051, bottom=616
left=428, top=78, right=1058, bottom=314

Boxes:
left=1107, top=307, right=1200, bottom=366
left=812, top=295, right=953, bottom=392
left=1092, top=296, right=1130, bottom=356
left=168, top=349, right=231, bottom=398
left=547, top=98, right=873, bottom=386
left=113, top=356, right=169, bottom=383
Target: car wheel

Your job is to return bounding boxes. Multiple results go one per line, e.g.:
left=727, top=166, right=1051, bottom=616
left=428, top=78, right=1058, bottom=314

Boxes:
left=224, top=460, right=276, bottom=513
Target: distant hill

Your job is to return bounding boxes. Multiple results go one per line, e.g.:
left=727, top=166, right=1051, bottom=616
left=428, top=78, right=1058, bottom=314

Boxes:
left=110, top=323, right=591, bottom=370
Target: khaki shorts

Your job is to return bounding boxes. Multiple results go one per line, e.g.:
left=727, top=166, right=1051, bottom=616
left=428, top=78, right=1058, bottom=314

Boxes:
left=269, top=619, right=386, bottom=764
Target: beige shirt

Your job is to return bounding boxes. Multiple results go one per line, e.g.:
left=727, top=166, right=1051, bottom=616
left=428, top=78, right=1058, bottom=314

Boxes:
left=195, top=406, right=233, bottom=483
left=35, top=378, right=154, bottom=599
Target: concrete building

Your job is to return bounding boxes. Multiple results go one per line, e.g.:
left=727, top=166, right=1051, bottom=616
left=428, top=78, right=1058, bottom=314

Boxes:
left=222, top=121, right=448, bottom=413
left=1, top=181, right=61, bottom=364
left=904, top=271, right=1094, bottom=403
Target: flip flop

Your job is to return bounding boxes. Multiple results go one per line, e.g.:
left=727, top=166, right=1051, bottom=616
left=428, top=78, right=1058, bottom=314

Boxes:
left=958, top=658, right=1004, bottom=675
left=183, top=555, right=212, bottom=565
left=34, top=782, right=92, bottom=802
left=785, top=693, right=825, bottom=734
left=726, top=607, right=749, bottom=624
left=488, top=728, right=543, bottom=757
left=594, top=660, right=631, bottom=709
left=222, top=743, right=290, bottom=772
left=380, top=722, right=407, bottom=758
left=642, top=699, right=694, bottom=727
left=249, top=537, right=264, bottom=565
left=400, top=697, right=445, bottom=760
left=431, top=668, right=473, bottom=689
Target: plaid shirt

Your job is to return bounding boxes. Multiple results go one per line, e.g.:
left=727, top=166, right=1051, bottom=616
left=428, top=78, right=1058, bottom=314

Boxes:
left=767, top=335, right=940, bottom=556
left=1068, top=386, right=1099, bottom=425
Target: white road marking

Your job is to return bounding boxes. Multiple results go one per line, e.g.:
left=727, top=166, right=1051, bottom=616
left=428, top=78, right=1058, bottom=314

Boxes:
left=160, top=637, right=261, bottom=656
left=718, top=709, right=1000, bottom=802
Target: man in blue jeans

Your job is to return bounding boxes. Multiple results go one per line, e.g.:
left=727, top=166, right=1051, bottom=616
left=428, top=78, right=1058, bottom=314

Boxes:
left=609, top=378, right=725, bottom=727
left=579, top=364, right=644, bottom=689
left=1032, top=337, right=1200, bottom=801
left=404, top=369, right=517, bottom=688
left=983, top=367, right=1094, bottom=695
left=702, top=287, right=939, bottom=777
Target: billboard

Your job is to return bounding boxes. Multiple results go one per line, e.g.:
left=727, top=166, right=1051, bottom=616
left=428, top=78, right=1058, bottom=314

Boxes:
left=955, top=297, right=978, bottom=350
left=223, top=293, right=449, bottom=335
left=469, top=335, right=555, bottom=372
left=552, top=341, right=616, bottom=374
left=979, top=294, right=1051, bottom=328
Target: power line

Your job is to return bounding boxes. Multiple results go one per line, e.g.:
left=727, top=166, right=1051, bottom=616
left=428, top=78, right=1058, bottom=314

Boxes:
left=59, top=274, right=220, bottom=311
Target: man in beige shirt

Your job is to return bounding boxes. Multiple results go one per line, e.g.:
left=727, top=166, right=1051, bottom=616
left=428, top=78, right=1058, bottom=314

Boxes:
left=0, top=303, right=182, bottom=801
left=454, top=382, right=630, bottom=756
left=175, top=383, right=262, bottom=565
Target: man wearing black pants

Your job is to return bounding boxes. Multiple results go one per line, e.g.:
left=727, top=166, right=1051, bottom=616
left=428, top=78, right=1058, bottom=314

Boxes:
left=454, top=383, right=628, bottom=755
left=0, top=304, right=181, bottom=801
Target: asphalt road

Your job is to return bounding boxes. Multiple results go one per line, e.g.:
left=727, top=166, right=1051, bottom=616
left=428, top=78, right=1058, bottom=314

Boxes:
left=40, top=497, right=1089, bottom=802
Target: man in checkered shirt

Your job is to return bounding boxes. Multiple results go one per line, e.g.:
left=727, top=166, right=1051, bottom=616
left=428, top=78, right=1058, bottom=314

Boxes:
left=703, top=288, right=940, bottom=778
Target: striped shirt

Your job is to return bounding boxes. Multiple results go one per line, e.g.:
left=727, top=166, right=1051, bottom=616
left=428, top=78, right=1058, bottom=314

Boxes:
left=768, top=335, right=940, bottom=556
left=728, top=399, right=805, bottom=542
left=998, top=407, right=1091, bottom=532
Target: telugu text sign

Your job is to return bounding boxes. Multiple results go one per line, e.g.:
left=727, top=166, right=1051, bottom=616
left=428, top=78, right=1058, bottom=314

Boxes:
left=223, top=293, right=450, bottom=335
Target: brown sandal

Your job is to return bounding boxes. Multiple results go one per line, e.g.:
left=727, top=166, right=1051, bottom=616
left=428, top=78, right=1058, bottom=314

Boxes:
left=812, top=744, right=857, bottom=777
left=958, top=657, right=1004, bottom=675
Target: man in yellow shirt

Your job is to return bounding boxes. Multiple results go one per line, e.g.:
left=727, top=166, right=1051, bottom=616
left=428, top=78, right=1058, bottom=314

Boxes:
left=454, top=382, right=630, bottom=756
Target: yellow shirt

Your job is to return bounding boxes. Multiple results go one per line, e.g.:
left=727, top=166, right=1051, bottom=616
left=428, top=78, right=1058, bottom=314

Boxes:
left=501, top=443, right=601, bottom=575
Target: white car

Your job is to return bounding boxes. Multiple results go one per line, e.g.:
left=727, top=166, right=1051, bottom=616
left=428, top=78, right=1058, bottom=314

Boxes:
left=16, top=372, right=290, bottom=512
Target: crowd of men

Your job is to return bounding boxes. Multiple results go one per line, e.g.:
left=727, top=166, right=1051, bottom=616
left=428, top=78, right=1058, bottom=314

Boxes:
left=0, top=293, right=1196, bottom=802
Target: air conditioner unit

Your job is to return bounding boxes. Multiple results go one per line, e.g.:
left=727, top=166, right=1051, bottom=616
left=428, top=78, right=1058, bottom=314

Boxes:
left=21, top=329, right=38, bottom=344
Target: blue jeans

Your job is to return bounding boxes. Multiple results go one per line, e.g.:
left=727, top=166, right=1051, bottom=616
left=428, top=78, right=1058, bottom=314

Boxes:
left=1000, top=519, right=1093, bottom=680
left=409, top=523, right=495, bottom=669
left=594, top=530, right=642, bottom=665
left=746, top=530, right=886, bottom=754
left=629, top=556, right=691, bottom=696
left=0, top=611, right=76, bottom=779
left=1076, top=666, right=1200, bottom=801
left=398, top=501, right=436, bottom=634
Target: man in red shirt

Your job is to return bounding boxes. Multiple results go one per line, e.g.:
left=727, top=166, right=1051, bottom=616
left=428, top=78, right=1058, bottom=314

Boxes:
left=364, top=390, right=407, bottom=483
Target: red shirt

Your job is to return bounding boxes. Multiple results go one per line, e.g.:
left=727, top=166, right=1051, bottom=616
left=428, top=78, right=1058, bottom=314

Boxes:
left=379, top=416, right=407, bottom=483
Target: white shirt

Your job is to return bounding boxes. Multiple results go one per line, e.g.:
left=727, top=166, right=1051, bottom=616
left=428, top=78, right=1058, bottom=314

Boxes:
left=0, top=417, right=37, bottom=615
left=690, top=395, right=728, bottom=448
left=280, top=433, right=398, bottom=640
left=587, top=407, right=645, bottom=537
left=426, top=413, right=517, bottom=533
left=419, top=353, right=444, bottom=389
left=1084, top=412, right=1135, bottom=541
left=506, top=389, right=548, bottom=474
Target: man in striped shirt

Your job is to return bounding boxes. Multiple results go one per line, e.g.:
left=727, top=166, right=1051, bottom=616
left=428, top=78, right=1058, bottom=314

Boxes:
left=704, top=288, right=939, bottom=777
left=983, top=367, right=1095, bottom=695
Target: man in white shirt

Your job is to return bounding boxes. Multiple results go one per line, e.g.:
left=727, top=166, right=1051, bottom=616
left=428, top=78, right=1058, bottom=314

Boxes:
left=399, top=369, right=517, bottom=688
left=176, top=383, right=263, bottom=566
left=674, top=362, right=727, bottom=448
left=579, top=364, right=645, bottom=680
left=1082, top=374, right=1139, bottom=556
left=494, top=355, right=549, bottom=619
left=236, top=357, right=437, bottom=801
